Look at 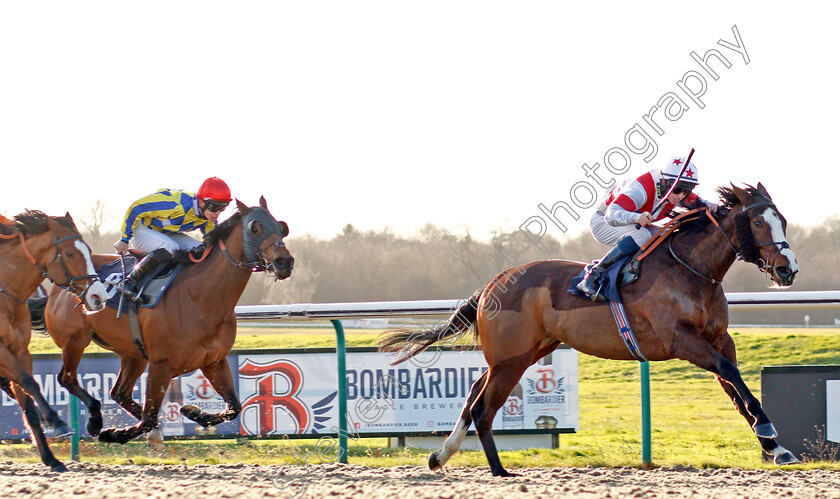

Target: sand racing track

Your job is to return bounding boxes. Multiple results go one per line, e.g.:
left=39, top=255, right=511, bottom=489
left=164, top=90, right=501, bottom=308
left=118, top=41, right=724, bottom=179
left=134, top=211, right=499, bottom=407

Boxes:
left=2, top=462, right=840, bottom=498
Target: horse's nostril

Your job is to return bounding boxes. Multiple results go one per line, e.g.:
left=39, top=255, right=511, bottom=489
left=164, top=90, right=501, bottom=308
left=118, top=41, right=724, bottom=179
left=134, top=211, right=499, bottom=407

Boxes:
left=776, top=266, right=790, bottom=277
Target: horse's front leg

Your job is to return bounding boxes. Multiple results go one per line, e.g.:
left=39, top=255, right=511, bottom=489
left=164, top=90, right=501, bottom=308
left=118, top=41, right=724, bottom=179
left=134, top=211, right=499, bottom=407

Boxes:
left=109, top=355, right=149, bottom=421
left=673, top=325, right=798, bottom=465
left=712, top=332, right=798, bottom=464
left=180, top=357, right=241, bottom=427
left=99, top=362, right=172, bottom=445
left=1, top=379, right=67, bottom=472
left=57, top=331, right=104, bottom=436
left=0, top=345, right=72, bottom=436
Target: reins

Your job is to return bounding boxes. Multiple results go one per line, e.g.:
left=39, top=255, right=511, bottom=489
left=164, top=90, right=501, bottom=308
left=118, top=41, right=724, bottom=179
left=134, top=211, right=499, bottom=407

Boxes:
left=218, top=236, right=286, bottom=274
left=655, top=199, right=789, bottom=285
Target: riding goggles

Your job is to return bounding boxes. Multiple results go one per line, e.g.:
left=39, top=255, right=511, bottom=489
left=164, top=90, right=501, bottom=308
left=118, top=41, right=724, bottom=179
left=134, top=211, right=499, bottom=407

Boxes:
left=204, top=200, right=229, bottom=213
left=672, top=183, right=696, bottom=196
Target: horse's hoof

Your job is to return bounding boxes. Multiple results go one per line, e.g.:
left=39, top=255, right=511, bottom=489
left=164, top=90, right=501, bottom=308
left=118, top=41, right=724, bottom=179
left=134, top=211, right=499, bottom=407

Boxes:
left=492, top=468, right=518, bottom=477
left=86, top=420, right=102, bottom=437
left=98, top=428, right=124, bottom=444
left=50, top=461, right=68, bottom=473
left=754, top=422, right=778, bottom=438
left=180, top=405, right=202, bottom=422
left=85, top=417, right=102, bottom=437
left=774, top=450, right=800, bottom=465
left=147, top=428, right=164, bottom=451
left=428, top=452, right=441, bottom=471
left=52, top=423, right=74, bottom=439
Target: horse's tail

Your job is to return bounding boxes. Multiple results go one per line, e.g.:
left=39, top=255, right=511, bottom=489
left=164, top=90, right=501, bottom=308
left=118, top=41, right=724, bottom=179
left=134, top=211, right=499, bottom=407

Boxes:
left=28, top=295, right=50, bottom=335
left=378, top=289, right=482, bottom=365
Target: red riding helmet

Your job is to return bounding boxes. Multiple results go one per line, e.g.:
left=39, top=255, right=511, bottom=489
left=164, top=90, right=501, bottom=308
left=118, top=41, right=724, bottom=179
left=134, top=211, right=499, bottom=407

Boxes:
left=197, top=177, right=232, bottom=203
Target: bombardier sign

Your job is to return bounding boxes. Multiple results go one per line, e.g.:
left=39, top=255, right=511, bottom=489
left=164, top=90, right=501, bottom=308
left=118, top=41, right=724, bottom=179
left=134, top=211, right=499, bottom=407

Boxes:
left=1, top=348, right=577, bottom=439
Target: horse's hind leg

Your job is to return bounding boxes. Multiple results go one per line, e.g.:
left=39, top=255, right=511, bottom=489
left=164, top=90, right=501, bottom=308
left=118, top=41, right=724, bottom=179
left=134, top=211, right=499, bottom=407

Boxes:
left=713, top=334, right=798, bottom=464
left=429, top=369, right=488, bottom=471
left=0, top=378, right=66, bottom=472
left=180, top=357, right=240, bottom=427
left=472, top=352, right=535, bottom=477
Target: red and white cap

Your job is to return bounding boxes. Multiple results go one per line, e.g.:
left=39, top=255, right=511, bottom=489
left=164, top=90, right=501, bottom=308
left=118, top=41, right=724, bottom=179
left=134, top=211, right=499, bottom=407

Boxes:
left=661, top=157, right=699, bottom=184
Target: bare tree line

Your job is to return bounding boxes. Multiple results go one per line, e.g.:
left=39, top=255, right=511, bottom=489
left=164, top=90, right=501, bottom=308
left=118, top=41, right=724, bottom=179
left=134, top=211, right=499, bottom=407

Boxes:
left=72, top=200, right=840, bottom=326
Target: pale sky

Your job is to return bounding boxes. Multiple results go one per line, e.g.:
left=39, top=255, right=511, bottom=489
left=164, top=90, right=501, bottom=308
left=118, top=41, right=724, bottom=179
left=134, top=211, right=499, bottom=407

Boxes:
left=2, top=2, right=837, bottom=242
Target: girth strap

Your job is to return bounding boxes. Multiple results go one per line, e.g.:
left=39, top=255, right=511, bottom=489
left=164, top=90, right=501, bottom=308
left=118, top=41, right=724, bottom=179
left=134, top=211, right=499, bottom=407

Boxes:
left=128, top=306, right=149, bottom=360
left=608, top=299, right=648, bottom=362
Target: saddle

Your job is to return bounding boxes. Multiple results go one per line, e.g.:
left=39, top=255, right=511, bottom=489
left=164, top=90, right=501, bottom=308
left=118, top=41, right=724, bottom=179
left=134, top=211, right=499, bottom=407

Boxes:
left=101, top=253, right=183, bottom=313
left=98, top=253, right=184, bottom=360
left=573, top=208, right=707, bottom=297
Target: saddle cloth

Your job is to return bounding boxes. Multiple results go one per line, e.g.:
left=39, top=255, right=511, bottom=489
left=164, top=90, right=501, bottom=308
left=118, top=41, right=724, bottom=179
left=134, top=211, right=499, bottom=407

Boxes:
left=569, top=254, right=635, bottom=302
left=569, top=254, right=647, bottom=362
left=99, top=256, right=182, bottom=314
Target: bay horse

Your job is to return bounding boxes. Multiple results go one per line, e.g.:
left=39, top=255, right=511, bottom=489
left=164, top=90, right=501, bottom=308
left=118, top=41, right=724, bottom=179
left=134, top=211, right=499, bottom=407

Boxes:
left=0, top=210, right=107, bottom=471
left=379, top=184, right=799, bottom=476
left=34, top=197, right=293, bottom=445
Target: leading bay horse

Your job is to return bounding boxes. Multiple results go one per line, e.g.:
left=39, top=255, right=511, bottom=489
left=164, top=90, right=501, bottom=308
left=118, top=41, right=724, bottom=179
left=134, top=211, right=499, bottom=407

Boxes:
left=34, top=197, right=293, bottom=445
left=379, top=184, right=799, bottom=476
left=0, top=210, right=107, bottom=471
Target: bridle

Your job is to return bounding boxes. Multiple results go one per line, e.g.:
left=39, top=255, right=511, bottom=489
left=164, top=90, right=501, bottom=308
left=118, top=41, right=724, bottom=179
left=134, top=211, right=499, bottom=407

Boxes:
left=0, top=231, right=100, bottom=304
left=218, top=211, right=289, bottom=278
left=733, top=200, right=791, bottom=276
left=219, top=234, right=287, bottom=276
left=670, top=200, right=790, bottom=285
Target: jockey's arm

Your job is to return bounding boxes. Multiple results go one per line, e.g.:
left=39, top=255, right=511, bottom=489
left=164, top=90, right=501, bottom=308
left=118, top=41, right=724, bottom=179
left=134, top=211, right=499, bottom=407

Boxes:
left=604, top=194, right=647, bottom=227
left=680, top=193, right=717, bottom=211
left=119, top=196, right=181, bottom=242
left=605, top=203, right=648, bottom=227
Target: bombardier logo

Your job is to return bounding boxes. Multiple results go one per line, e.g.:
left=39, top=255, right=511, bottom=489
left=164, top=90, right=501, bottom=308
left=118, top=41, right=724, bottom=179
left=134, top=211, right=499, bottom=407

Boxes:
left=239, top=359, right=311, bottom=435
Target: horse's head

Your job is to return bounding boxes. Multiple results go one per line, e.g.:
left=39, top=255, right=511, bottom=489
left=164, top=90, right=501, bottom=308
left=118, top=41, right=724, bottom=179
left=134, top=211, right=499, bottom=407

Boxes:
left=235, top=197, right=294, bottom=280
left=729, top=183, right=798, bottom=287
left=15, top=211, right=108, bottom=312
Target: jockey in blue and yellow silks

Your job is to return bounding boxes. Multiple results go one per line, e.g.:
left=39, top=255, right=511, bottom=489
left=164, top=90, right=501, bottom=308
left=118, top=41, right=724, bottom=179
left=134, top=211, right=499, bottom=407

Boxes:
left=114, top=177, right=232, bottom=302
left=119, top=189, right=216, bottom=252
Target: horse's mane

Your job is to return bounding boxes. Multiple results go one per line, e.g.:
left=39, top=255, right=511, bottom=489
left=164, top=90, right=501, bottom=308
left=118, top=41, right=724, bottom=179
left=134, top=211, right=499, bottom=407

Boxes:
left=675, top=185, right=765, bottom=235
left=0, top=210, right=76, bottom=242
left=172, top=210, right=243, bottom=263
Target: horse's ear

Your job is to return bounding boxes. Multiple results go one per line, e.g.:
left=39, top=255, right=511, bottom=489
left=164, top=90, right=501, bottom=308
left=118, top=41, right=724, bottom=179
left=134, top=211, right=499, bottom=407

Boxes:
left=277, top=220, right=289, bottom=238
left=756, top=182, right=771, bottom=199
left=259, top=196, right=268, bottom=209
left=235, top=199, right=249, bottom=213
left=730, top=183, right=751, bottom=205
left=63, top=212, right=78, bottom=229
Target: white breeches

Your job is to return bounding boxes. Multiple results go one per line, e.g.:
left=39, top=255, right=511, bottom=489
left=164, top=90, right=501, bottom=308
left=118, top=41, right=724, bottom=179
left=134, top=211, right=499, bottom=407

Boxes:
left=131, top=224, right=202, bottom=254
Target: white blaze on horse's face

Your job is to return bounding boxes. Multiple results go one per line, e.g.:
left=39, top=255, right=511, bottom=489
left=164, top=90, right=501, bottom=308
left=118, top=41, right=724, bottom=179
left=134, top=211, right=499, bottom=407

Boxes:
left=74, top=239, right=107, bottom=311
left=761, top=208, right=799, bottom=274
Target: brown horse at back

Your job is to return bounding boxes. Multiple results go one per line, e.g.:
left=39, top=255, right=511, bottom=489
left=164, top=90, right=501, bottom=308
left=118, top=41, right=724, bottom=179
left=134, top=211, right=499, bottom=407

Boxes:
left=0, top=211, right=107, bottom=471
left=33, top=197, right=294, bottom=446
left=380, top=184, right=799, bottom=476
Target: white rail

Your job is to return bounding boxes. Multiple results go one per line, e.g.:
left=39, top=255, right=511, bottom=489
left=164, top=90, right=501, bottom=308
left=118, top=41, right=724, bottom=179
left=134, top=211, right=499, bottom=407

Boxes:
left=234, top=291, right=840, bottom=321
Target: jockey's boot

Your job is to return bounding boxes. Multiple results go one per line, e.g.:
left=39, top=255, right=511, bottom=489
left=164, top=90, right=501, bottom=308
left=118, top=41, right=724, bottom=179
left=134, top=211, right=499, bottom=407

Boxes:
left=121, top=248, right=173, bottom=303
left=576, top=236, right=640, bottom=302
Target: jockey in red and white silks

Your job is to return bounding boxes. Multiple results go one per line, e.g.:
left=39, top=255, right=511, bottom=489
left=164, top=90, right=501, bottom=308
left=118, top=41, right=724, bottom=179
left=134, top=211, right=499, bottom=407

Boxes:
left=592, top=157, right=714, bottom=247
left=577, top=156, right=715, bottom=301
